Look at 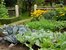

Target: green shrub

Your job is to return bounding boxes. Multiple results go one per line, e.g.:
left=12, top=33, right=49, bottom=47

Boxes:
left=43, top=10, right=57, bottom=20
left=54, top=8, right=66, bottom=21
left=42, top=8, right=66, bottom=21
left=0, top=4, right=9, bottom=18
left=0, top=17, right=21, bottom=24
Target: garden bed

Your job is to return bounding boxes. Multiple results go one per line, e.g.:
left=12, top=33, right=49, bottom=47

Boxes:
left=0, top=17, right=66, bottom=50
left=0, top=20, right=66, bottom=50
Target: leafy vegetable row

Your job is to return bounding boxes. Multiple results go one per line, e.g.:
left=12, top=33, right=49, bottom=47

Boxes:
left=26, top=19, right=66, bottom=31
left=16, top=29, right=66, bottom=50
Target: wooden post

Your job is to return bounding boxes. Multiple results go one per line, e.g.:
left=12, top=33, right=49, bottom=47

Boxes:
left=15, top=5, right=19, bottom=17
left=34, top=4, right=37, bottom=11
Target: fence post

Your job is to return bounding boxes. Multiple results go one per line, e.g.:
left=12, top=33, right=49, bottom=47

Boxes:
left=15, top=5, right=19, bottom=17
left=34, top=4, right=37, bottom=11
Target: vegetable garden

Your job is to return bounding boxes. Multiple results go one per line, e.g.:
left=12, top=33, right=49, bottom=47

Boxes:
left=0, top=0, right=66, bottom=50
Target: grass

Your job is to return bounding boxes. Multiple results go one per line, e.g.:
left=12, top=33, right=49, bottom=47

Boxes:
left=20, top=12, right=31, bottom=20
left=9, top=12, right=32, bottom=25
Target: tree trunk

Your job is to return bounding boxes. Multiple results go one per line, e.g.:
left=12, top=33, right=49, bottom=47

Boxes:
left=28, top=2, right=32, bottom=16
left=64, top=0, right=66, bottom=5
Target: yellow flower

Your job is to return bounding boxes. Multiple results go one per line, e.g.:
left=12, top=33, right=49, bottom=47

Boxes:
left=31, top=9, right=48, bottom=18
left=60, top=13, right=65, bottom=16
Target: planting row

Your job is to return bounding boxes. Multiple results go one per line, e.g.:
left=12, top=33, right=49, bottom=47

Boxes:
left=26, top=19, right=66, bottom=32
left=0, top=23, right=66, bottom=50
left=17, top=29, right=66, bottom=50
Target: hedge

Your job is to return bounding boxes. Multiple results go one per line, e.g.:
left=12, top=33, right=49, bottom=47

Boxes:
left=0, top=17, right=22, bottom=24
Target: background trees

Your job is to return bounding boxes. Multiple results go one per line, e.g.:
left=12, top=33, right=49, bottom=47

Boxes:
left=4, top=0, right=17, bottom=7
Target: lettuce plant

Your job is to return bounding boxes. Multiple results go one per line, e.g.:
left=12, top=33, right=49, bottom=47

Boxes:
left=16, top=29, right=66, bottom=50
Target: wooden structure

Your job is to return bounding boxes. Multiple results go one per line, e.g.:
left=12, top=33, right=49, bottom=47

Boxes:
left=0, top=0, right=66, bottom=17
left=4, top=0, right=21, bottom=17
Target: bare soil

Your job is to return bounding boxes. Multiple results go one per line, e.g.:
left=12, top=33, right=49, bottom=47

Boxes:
left=0, top=43, right=28, bottom=50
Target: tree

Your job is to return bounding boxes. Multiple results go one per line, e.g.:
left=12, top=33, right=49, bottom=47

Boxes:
left=23, top=0, right=34, bottom=16
left=4, top=0, right=17, bottom=7
left=27, top=0, right=35, bottom=16
left=35, top=0, right=44, bottom=5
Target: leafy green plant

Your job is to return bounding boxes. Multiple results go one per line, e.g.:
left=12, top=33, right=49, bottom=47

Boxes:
left=26, top=19, right=66, bottom=31
left=43, top=10, right=57, bottom=20
left=54, top=8, right=66, bottom=21
left=0, top=3, right=9, bottom=18
left=16, top=29, right=66, bottom=50
left=35, top=0, right=44, bottom=5
left=40, top=8, right=66, bottom=21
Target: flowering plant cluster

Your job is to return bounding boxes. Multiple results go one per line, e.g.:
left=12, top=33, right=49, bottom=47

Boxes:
left=31, top=8, right=66, bottom=21
left=54, top=8, right=66, bottom=21
left=31, top=9, right=48, bottom=18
